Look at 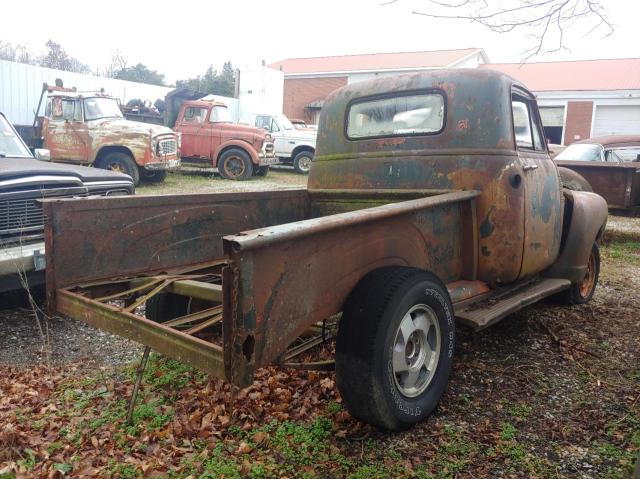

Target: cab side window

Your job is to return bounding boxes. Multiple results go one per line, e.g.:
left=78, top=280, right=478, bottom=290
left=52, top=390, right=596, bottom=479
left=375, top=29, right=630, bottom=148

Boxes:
left=183, top=107, right=208, bottom=123
left=51, top=98, right=64, bottom=120
left=512, top=93, right=546, bottom=152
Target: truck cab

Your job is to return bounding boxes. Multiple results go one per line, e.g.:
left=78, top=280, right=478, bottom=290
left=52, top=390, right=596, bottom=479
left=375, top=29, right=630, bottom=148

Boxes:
left=248, top=114, right=317, bottom=174
left=174, top=101, right=277, bottom=180
left=34, top=85, right=180, bottom=185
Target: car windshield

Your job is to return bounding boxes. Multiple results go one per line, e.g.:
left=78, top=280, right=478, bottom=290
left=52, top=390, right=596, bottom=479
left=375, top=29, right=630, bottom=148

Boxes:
left=83, top=97, right=123, bottom=121
left=210, top=105, right=231, bottom=123
left=275, top=115, right=295, bottom=130
left=556, top=144, right=603, bottom=162
left=0, top=115, right=33, bottom=158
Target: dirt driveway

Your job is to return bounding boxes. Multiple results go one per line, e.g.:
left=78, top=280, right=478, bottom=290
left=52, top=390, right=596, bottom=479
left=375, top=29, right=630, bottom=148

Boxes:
left=0, top=172, right=638, bottom=478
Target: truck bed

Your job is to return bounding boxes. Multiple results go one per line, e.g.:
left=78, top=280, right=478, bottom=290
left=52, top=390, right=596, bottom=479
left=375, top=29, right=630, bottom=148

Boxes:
left=43, top=188, right=479, bottom=387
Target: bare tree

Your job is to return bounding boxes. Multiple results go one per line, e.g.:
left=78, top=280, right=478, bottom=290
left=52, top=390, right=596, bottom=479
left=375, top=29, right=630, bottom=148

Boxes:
left=402, top=0, right=613, bottom=60
left=0, top=41, right=36, bottom=64
left=104, top=50, right=129, bottom=78
left=39, top=40, right=91, bottom=74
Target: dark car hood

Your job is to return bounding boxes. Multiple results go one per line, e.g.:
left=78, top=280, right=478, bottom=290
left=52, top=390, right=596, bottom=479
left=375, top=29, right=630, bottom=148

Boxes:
left=0, top=157, right=133, bottom=183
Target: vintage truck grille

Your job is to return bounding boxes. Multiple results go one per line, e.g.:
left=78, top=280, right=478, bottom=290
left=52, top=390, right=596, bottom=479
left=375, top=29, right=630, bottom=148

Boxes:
left=158, top=139, right=177, bottom=156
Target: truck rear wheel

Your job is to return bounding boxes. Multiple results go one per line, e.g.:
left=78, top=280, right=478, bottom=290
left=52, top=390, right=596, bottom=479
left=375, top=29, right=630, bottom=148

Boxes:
left=97, top=152, right=139, bottom=185
left=336, top=267, right=455, bottom=431
left=218, top=149, right=253, bottom=181
left=140, top=169, right=167, bottom=183
left=562, top=243, right=600, bottom=304
left=293, top=151, right=313, bottom=174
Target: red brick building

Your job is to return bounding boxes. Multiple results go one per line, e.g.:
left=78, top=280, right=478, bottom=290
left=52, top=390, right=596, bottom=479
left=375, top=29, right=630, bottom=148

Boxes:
left=482, top=59, right=640, bottom=144
left=269, top=48, right=488, bottom=124
left=270, top=51, right=640, bottom=143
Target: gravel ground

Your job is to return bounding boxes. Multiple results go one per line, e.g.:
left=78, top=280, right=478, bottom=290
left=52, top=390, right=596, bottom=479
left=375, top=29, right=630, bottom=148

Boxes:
left=0, top=306, right=140, bottom=369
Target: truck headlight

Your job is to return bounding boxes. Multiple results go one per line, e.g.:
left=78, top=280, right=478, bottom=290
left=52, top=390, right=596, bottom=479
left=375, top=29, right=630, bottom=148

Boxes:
left=264, top=133, right=273, bottom=142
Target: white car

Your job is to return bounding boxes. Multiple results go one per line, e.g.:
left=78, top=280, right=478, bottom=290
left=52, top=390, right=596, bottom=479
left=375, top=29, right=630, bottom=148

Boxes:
left=245, top=114, right=316, bottom=174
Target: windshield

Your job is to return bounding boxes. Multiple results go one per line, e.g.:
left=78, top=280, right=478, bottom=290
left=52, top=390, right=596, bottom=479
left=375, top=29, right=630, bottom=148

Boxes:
left=275, top=114, right=295, bottom=130
left=83, top=97, right=123, bottom=121
left=556, top=144, right=603, bottom=162
left=210, top=105, right=231, bottom=123
left=0, top=116, right=33, bottom=158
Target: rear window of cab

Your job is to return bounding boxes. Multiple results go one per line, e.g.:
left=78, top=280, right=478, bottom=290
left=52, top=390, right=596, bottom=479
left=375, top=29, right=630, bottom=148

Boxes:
left=346, top=91, right=445, bottom=140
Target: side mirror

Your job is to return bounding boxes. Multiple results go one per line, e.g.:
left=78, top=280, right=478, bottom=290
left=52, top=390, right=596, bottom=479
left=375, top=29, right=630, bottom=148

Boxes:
left=34, top=149, right=51, bottom=161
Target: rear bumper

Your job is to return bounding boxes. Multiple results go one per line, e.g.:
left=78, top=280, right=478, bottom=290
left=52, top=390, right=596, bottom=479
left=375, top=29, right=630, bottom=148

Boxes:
left=0, top=241, right=46, bottom=276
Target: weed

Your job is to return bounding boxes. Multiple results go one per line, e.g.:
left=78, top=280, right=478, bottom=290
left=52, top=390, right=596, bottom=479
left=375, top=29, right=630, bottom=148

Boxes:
left=348, top=465, right=388, bottom=479
left=500, top=422, right=517, bottom=441
left=53, top=463, right=72, bottom=474
left=17, top=448, right=37, bottom=470
left=327, top=401, right=342, bottom=414
left=506, top=402, right=533, bottom=419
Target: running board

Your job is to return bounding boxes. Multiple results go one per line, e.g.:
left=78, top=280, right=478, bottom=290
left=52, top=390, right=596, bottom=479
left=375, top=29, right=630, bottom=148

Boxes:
left=455, top=278, right=571, bottom=330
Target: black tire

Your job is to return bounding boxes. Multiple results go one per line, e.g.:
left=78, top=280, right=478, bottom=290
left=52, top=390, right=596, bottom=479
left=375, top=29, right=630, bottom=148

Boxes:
left=253, top=165, right=269, bottom=177
left=292, top=150, right=313, bottom=174
left=97, top=152, right=139, bottom=185
left=217, top=148, right=253, bottom=181
left=146, top=292, right=189, bottom=323
left=139, top=169, right=167, bottom=183
left=562, top=243, right=600, bottom=305
left=336, top=267, right=455, bottom=431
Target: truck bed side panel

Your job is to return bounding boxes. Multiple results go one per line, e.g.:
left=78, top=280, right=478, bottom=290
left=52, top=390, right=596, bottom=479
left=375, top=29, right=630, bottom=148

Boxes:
left=43, top=190, right=310, bottom=300
left=222, top=191, right=478, bottom=386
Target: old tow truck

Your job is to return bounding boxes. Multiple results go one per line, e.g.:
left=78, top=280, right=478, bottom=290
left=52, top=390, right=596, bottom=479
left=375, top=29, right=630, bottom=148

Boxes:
left=43, top=70, right=607, bottom=431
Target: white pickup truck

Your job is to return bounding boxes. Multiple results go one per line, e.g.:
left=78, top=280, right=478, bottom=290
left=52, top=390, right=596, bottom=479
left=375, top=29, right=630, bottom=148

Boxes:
left=244, top=114, right=316, bottom=174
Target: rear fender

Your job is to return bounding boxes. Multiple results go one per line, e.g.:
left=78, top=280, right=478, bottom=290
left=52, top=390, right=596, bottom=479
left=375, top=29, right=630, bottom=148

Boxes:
left=544, top=190, right=607, bottom=283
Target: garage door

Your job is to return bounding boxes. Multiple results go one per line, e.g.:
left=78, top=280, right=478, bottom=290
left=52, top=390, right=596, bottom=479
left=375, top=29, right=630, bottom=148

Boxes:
left=592, top=105, right=640, bottom=136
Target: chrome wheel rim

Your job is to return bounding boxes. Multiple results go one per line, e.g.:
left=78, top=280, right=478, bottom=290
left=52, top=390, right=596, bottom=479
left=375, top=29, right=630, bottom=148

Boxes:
left=392, top=304, right=441, bottom=398
left=298, top=156, right=312, bottom=172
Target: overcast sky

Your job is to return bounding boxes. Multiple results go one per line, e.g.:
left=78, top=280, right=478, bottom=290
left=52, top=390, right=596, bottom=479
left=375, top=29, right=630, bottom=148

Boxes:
left=1, top=0, right=638, bottom=83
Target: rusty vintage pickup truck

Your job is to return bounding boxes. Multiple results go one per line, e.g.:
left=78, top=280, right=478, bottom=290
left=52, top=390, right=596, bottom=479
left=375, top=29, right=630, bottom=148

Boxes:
left=43, top=69, right=607, bottom=431
left=17, top=83, right=180, bottom=186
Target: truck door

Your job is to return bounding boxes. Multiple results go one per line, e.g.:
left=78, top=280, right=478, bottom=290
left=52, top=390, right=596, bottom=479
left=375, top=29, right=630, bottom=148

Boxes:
left=512, top=90, right=563, bottom=278
left=176, top=106, right=211, bottom=159
left=44, top=97, right=89, bottom=162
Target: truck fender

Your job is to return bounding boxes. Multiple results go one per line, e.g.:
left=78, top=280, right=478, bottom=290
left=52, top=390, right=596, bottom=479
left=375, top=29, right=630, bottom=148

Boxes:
left=557, top=166, right=593, bottom=192
left=544, top=189, right=607, bottom=283
left=291, top=143, right=315, bottom=158
left=216, top=140, right=260, bottom=166
left=93, top=145, right=136, bottom=166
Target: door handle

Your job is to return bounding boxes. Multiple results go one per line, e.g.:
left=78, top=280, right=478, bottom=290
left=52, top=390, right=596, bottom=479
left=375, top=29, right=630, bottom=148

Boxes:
left=523, top=164, right=539, bottom=171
